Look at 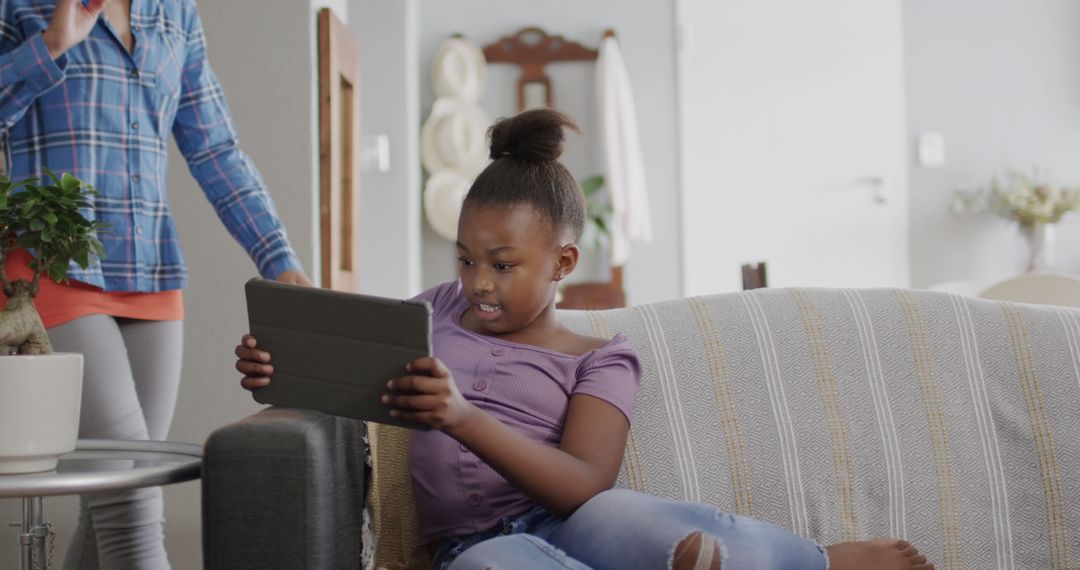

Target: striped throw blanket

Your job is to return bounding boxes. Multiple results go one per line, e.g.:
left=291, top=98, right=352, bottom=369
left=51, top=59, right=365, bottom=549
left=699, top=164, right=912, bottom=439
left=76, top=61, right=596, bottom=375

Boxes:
left=368, top=288, right=1080, bottom=570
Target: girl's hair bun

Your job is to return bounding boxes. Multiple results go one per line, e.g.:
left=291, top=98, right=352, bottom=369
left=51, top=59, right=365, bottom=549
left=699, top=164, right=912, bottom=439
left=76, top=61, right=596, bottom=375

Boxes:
left=488, top=108, right=580, bottom=162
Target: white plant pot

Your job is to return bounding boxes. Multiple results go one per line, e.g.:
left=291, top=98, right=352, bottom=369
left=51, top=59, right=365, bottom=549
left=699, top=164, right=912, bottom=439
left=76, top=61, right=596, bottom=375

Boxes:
left=0, top=353, right=83, bottom=474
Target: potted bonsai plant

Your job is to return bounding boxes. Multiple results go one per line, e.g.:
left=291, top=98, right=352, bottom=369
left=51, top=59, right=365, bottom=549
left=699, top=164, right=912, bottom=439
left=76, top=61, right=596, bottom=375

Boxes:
left=0, top=170, right=106, bottom=473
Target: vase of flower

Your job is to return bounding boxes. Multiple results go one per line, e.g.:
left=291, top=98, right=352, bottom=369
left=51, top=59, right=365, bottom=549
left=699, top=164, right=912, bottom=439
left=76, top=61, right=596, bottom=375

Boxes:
left=953, top=169, right=1080, bottom=275
left=993, top=170, right=1076, bottom=274
left=1020, top=222, right=1056, bottom=273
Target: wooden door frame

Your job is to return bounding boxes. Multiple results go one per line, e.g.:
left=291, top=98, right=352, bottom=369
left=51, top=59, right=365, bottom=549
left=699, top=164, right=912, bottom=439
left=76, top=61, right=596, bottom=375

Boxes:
left=318, top=8, right=361, bottom=291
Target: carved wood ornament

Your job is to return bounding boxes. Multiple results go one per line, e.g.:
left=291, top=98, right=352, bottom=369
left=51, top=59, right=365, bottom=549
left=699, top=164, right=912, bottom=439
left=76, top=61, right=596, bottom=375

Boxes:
left=482, top=27, right=603, bottom=111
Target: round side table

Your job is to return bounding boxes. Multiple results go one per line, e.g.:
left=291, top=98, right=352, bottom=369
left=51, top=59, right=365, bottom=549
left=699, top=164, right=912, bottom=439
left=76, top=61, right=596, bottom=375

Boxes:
left=0, top=439, right=201, bottom=570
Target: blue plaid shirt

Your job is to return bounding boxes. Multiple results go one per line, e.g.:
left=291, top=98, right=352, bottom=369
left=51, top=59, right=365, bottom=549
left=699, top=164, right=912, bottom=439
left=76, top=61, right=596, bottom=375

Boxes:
left=0, top=0, right=302, bottom=292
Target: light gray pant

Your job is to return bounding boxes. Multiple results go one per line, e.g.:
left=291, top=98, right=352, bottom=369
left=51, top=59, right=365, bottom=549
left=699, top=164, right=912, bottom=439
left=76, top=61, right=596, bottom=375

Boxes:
left=48, top=315, right=183, bottom=570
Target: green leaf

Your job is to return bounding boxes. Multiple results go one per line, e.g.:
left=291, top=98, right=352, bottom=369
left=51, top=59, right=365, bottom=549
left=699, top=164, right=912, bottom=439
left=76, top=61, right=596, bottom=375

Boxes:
left=48, top=263, right=67, bottom=284
left=580, top=175, right=604, bottom=196
left=2, top=172, right=110, bottom=273
left=2, top=177, right=35, bottom=199
left=74, top=248, right=90, bottom=269
left=60, top=173, right=81, bottom=192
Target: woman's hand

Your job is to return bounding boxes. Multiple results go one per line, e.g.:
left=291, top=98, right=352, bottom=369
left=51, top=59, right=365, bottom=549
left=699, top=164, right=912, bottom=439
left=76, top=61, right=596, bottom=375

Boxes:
left=234, top=334, right=273, bottom=391
left=382, top=356, right=477, bottom=431
left=42, top=0, right=107, bottom=60
left=275, top=270, right=313, bottom=287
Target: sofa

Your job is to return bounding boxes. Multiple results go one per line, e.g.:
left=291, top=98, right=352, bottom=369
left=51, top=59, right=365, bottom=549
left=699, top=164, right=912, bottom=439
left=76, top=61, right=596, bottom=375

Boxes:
left=203, top=287, right=1080, bottom=569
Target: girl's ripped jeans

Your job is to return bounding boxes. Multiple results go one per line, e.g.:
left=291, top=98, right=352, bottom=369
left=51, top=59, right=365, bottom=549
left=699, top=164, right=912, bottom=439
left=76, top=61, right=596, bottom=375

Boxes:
left=434, top=489, right=828, bottom=570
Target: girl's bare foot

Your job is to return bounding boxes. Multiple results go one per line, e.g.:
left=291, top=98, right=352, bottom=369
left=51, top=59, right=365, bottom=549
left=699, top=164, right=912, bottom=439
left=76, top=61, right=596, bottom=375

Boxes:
left=826, top=539, right=935, bottom=570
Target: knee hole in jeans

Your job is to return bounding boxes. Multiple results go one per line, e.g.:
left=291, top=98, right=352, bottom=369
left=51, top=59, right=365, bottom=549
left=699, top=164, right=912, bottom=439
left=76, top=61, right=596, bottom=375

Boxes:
left=671, top=531, right=724, bottom=570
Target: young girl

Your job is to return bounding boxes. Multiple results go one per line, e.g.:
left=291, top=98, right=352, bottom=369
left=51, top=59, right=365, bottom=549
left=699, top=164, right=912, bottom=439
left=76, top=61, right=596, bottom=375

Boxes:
left=235, top=109, right=934, bottom=570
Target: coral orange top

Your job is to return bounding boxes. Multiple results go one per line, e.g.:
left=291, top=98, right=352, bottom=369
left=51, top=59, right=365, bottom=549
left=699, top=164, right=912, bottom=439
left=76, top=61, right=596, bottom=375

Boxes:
left=1, top=249, right=183, bottom=328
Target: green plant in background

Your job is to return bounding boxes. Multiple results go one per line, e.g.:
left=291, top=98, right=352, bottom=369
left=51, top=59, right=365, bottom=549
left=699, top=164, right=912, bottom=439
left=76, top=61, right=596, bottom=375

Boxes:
left=0, top=170, right=108, bottom=354
left=580, top=175, right=612, bottom=251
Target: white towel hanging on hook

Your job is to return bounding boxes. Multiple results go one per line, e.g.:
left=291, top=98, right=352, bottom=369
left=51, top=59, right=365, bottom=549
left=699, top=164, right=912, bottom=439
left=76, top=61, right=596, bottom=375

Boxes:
left=597, top=34, right=652, bottom=266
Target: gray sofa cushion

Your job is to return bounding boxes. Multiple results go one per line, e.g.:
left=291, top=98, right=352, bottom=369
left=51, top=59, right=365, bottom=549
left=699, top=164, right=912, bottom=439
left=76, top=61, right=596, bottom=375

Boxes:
left=202, top=406, right=368, bottom=569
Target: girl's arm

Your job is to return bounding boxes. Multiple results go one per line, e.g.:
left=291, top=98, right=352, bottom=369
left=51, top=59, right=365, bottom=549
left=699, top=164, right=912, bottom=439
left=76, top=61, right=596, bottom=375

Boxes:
left=234, top=334, right=273, bottom=389
left=237, top=335, right=632, bottom=517
left=386, top=356, right=630, bottom=518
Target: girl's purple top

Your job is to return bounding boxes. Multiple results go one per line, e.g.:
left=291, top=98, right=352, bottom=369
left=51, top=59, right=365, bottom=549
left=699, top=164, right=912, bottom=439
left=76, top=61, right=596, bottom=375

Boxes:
left=409, top=281, right=641, bottom=542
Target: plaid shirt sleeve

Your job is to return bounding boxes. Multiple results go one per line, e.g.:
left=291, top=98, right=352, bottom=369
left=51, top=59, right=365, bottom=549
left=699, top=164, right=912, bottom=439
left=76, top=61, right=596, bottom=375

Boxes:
left=0, top=18, right=66, bottom=133
left=170, top=2, right=302, bottom=280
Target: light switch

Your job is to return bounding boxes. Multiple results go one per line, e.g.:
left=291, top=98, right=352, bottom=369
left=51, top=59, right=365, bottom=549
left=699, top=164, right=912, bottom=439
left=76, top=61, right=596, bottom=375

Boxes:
left=917, top=132, right=945, bottom=168
left=360, top=134, right=390, bottom=173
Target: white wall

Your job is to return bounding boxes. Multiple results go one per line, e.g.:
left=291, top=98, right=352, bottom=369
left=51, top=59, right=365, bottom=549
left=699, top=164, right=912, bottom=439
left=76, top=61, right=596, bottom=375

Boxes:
left=0, top=2, right=336, bottom=568
left=416, top=0, right=682, bottom=305
left=905, top=0, right=1080, bottom=287
left=678, top=0, right=910, bottom=295
left=350, top=0, right=423, bottom=298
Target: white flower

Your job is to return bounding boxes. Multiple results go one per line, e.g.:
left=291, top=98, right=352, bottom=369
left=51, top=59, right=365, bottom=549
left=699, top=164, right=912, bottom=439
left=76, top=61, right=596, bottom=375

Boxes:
left=980, top=168, right=1080, bottom=226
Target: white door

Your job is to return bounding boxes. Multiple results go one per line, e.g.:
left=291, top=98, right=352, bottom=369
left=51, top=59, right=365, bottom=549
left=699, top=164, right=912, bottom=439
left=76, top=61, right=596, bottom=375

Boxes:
left=678, top=0, right=909, bottom=295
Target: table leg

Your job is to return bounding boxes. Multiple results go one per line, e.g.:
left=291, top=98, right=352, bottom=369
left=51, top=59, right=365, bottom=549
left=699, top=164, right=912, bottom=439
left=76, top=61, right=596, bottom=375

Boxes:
left=19, top=496, right=30, bottom=570
left=19, top=496, right=49, bottom=570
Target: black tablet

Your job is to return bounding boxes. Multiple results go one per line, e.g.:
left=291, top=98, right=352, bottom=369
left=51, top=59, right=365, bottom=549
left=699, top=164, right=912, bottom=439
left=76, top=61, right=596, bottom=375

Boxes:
left=244, top=278, right=432, bottom=430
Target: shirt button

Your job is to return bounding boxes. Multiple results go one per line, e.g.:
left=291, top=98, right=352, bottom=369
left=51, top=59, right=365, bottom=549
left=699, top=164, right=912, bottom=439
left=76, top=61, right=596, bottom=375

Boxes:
left=131, top=174, right=141, bottom=183
left=491, top=347, right=504, bottom=357
left=131, top=25, right=140, bottom=32
left=135, top=225, right=143, bottom=235
left=467, top=494, right=481, bottom=506
left=131, top=122, right=139, bottom=130
left=131, top=69, right=140, bottom=79
left=472, top=381, right=487, bottom=391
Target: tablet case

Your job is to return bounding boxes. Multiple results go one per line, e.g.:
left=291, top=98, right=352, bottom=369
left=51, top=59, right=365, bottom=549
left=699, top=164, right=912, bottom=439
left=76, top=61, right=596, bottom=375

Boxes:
left=245, top=278, right=432, bottom=430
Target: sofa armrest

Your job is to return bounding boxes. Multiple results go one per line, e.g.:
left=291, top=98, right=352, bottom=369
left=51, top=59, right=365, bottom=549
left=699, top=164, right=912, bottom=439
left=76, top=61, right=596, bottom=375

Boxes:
left=202, top=406, right=368, bottom=569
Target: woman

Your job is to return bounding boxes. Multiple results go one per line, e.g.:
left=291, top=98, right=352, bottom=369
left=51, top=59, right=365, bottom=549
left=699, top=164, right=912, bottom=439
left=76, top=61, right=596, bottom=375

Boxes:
left=1, top=0, right=310, bottom=567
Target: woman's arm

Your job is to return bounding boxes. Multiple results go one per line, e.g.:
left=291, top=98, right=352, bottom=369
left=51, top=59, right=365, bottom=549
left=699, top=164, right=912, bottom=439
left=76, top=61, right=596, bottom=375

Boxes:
left=0, top=0, right=103, bottom=132
left=387, top=356, right=630, bottom=518
left=170, top=2, right=306, bottom=282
